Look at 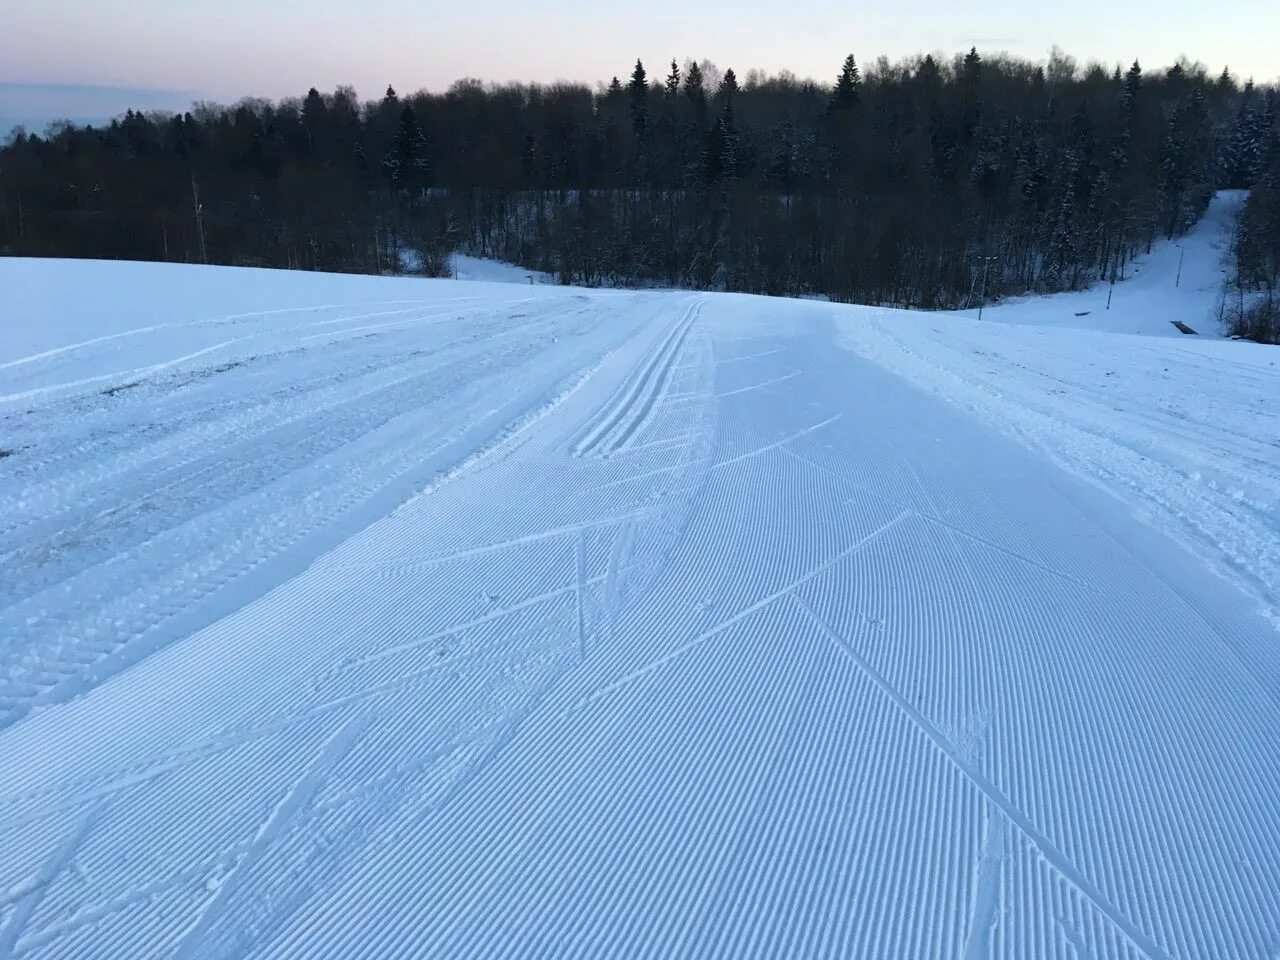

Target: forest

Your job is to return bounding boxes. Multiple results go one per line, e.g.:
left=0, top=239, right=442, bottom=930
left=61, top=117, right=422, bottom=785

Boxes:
left=2, top=49, right=1278, bottom=339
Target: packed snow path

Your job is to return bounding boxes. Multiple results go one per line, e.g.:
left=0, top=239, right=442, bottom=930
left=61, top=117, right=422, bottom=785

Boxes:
left=2, top=260, right=1280, bottom=958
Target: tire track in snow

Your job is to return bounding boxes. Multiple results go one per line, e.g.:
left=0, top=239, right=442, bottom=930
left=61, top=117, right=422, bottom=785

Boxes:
left=1, top=306, right=576, bottom=594
left=1, top=298, right=558, bottom=522
left=318, top=508, right=652, bottom=573
left=0, top=298, right=475, bottom=375
left=711, top=370, right=800, bottom=398
left=0, top=299, right=630, bottom=729
left=0, top=327, right=176, bottom=371
left=0, top=342, right=239, bottom=405
left=1, top=596, right=584, bottom=839
left=1, top=367, right=678, bottom=819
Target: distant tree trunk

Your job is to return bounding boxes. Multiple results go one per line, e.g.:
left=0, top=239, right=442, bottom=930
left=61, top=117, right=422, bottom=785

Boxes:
left=192, top=178, right=207, bottom=264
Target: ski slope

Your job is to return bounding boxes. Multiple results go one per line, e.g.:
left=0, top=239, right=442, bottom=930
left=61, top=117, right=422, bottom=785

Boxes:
left=1, top=245, right=1279, bottom=959
left=963, top=190, right=1245, bottom=337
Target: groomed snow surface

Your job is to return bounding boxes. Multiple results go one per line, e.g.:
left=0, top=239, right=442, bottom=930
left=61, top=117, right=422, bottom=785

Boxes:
left=2, top=197, right=1279, bottom=959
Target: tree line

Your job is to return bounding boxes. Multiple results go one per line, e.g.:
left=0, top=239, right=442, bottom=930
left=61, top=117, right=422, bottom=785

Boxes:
left=1230, top=90, right=1280, bottom=342
left=1, top=49, right=1277, bottom=336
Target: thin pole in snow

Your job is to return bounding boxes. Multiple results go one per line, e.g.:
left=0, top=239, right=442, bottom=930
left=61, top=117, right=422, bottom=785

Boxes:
left=976, top=256, right=997, bottom=322
left=191, top=177, right=207, bottom=265
left=1175, top=243, right=1185, bottom=288
left=1106, top=244, right=1119, bottom=310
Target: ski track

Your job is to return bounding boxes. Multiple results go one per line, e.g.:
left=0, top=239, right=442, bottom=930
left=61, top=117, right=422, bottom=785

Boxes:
left=571, top=295, right=703, bottom=457
left=1, top=258, right=1279, bottom=958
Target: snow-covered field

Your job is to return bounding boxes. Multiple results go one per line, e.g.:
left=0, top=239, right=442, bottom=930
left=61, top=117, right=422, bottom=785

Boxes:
left=2, top=206, right=1279, bottom=959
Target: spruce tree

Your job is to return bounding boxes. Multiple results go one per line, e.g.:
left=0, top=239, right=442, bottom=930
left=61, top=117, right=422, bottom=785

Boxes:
left=718, top=68, right=739, bottom=101
left=684, top=62, right=707, bottom=127
left=701, top=98, right=739, bottom=185
left=385, top=105, right=430, bottom=189
left=665, top=60, right=681, bottom=101
left=918, top=55, right=941, bottom=90
left=830, top=54, right=861, bottom=111
left=1223, top=83, right=1268, bottom=188
left=301, top=88, right=326, bottom=158
left=1123, top=61, right=1142, bottom=109
left=628, top=60, right=649, bottom=139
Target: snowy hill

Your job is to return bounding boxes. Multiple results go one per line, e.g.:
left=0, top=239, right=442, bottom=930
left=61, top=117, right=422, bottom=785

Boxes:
left=449, top=252, right=554, bottom=285
left=1, top=245, right=1278, bottom=958
left=962, top=190, right=1246, bottom=337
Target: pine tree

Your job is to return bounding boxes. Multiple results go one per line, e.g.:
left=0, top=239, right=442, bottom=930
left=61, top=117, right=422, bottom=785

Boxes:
left=664, top=60, right=681, bottom=101
left=700, top=116, right=728, bottom=186
left=766, top=120, right=808, bottom=193
left=700, top=98, right=739, bottom=185
left=830, top=54, right=861, bottom=111
left=918, top=55, right=942, bottom=91
left=628, top=60, right=649, bottom=139
left=1122, top=61, right=1142, bottom=110
left=1044, top=171, right=1077, bottom=288
left=1159, top=107, right=1186, bottom=234
left=385, top=105, right=430, bottom=189
left=718, top=69, right=739, bottom=102
left=1222, top=83, right=1268, bottom=188
left=301, top=88, right=326, bottom=159
left=684, top=62, right=707, bottom=127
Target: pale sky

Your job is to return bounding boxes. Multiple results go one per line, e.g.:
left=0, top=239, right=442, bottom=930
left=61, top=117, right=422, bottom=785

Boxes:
left=3, top=0, right=1278, bottom=129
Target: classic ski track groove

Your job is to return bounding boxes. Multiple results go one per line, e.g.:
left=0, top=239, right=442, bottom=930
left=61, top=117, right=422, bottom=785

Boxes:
left=572, top=296, right=703, bottom=457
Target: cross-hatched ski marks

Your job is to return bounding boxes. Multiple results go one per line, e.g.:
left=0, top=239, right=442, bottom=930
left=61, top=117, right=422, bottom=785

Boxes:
left=170, top=713, right=371, bottom=960
left=0, top=805, right=102, bottom=958
left=793, top=593, right=1171, bottom=960
left=3, top=268, right=1280, bottom=959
